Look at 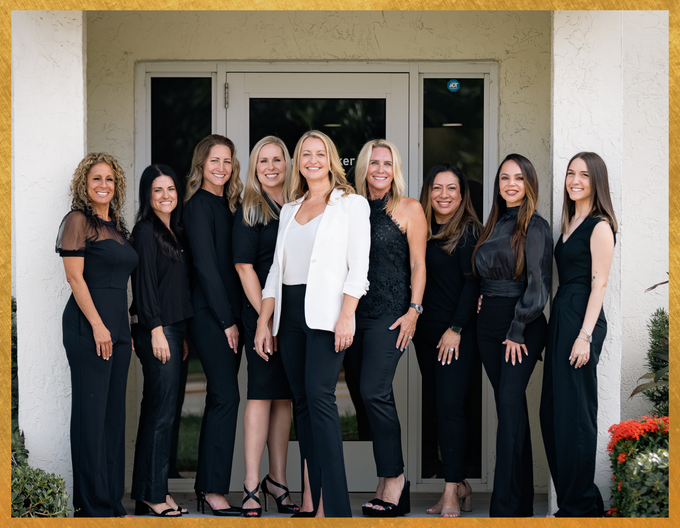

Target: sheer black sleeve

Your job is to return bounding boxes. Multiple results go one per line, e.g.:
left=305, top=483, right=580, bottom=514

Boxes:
left=56, top=210, right=90, bottom=257
left=130, top=221, right=163, bottom=330
left=507, top=215, right=553, bottom=343
left=449, top=223, right=480, bottom=330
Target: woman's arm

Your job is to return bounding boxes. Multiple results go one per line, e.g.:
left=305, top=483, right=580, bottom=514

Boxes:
left=570, top=221, right=615, bottom=369
left=390, top=198, right=428, bottom=351
left=63, top=257, right=113, bottom=360
left=334, top=294, right=360, bottom=352
left=235, top=263, right=263, bottom=314
left=254, top=297, right=276, bottom=360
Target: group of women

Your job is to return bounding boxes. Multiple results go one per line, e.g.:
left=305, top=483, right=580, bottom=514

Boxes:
left=57, top=129, right=616, bottom=519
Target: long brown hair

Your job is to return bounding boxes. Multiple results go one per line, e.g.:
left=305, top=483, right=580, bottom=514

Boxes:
left=242, top=136, right=292, bottom=226
left=69, top=152, right=129, bottom=237
left=561, top=152, right=618, bottom=234
left=472, top=154, right=540, bottom=279
left=419, top=163, right=481, bottom=254
left=354, top=139, right=405, bottom=216
left=290, top=130, right=354, bottom=202
left=185, top=134, right=243, bottom=213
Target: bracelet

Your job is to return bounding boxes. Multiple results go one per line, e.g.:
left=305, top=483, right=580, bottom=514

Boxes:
left=577, top=335, right=591, bottom=343
left=579, top=328, right=593, bottom=343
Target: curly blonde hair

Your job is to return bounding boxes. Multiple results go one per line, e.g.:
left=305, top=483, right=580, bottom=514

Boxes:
left=185, top=134, right=243, bottom=213
left=69, top=152, right=128, bottom=236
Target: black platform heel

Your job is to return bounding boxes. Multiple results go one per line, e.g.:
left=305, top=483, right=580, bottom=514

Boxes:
left=242, top=483, right=263, bottom=517
left=365, top=480, right=410, bottom=517
left=196, top=490, right=243, bottom=516
left=261, top=474, right=301, bottom=514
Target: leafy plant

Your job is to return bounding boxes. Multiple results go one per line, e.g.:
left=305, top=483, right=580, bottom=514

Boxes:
left=607, top=416, right=669, bottom=517
left=11, top=424, right=72, bottom=517
left=629, top=309, right=668, bottom=416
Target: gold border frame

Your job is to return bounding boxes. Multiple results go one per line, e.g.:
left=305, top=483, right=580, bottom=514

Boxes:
left=2, top=2, right=675, bottom=527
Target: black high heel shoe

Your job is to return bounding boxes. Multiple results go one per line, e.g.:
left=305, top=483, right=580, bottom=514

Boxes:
left=261, top=474, right=301, bottom=514
left=242, top=483, right=263, bottom=517
left=364, top=480, right=410, bottom=517
left=195, top=491, right=243, bottom=516
left=134, top=500, right=181, bottom=517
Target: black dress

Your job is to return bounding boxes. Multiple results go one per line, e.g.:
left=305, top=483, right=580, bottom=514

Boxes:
left=349, top=195, right=409, bottom=478
left=413, top=220, right=479, bottom=483
left=539, top=217, right=611, bottom=517
left=183, top=188, right=243, bottom=495
left=56, top=210, right=138, bottom=517
left=233, top=203, right=293, bottom=400
left=474, top=206, right=552, bottom=517
left=129, top=219, right=193, bottom=504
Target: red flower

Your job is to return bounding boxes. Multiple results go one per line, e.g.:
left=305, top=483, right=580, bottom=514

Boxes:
left=618, top=481, right=622, bottom=491
left=607, top=416, right=669, bottom=453
left=617, top=452, right=627, bottom=463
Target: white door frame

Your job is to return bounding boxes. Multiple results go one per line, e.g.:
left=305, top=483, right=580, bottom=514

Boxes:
left=134, top=60, right=499, bottom=494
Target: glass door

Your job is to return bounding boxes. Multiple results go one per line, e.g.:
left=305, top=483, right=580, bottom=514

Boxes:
left=227, top=72, right=409, bottom=492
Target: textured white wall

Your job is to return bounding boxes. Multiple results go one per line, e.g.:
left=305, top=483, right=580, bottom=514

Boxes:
left=85, top=9, right=553, bottom=491
left=551, top=10, right=668, bottom=511
left=12, top=10, right=86, bottom=501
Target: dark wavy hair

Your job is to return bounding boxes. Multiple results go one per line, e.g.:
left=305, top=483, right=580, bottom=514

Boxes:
left=135, top=164, right=186, bottom=261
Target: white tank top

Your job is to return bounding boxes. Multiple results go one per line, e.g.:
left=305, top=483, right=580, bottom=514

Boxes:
left=282, top=214, right=323, bottom=285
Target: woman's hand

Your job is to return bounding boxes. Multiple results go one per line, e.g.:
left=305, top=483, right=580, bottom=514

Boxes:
left=502, top=338, right=528, bottom=366
left=569, top=337, right=590, bottom=369
left=390, top=309, right=418, bottom=351
left=334, top=314, right=354, bottom=352
left=224, top=324, right=239, bottom=353
left=477, top=294, right=483, bottom=313
left=254, top=319, right=273, bottom=361
left=182, top=339, right=189, bottom=361
left=93, top=323, right=113, bottom=360
left=151, top=326, right=171, bottom=364
left=437, top=329, right=461, bottom=365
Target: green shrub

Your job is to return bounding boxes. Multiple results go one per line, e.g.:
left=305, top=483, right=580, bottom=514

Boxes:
left=608, top=416, right=669, bottom=517
left=11, top=425, right=72, bottom=518
left=631, top=308, right=669, bottom=416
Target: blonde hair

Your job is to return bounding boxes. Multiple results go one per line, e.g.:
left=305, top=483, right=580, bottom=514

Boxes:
left=290, top=130, right=354, bottom=202
left=185, top=134, right=243, bottom=213
left=354, top=139, right=405, bottom=216
left=242, top=136, right=292, bottom=226
left=69, top=152, right=128, bottom=236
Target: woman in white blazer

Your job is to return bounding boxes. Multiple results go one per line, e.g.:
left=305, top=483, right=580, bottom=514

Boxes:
left=255, top=130, right=370, bottom=518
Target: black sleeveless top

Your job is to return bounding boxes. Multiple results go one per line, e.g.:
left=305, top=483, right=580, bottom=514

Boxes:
left=356, top=195, right=410, bottom=319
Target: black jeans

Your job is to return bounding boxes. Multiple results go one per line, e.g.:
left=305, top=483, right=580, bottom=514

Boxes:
left=278, top=285, right=352, bottom=518
left=188, top=308, right=243, bottom=494
left=347, top=314, right=405, bottom=477
left=413, top=318, right=478, bottom=483
left=131, top=320, right=186, bottom=503
left=477, top=296, right=547, bottom=517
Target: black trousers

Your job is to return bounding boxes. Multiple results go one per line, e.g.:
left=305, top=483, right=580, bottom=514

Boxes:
left=347, top=314, right=405, bottom=477
left=540, top=284, right=605, bottom=517
left=63, top=293, right=131, bottom=517
left=131, top=320, right=186, bottom=503
left=477, top=296, right=547, bottom=517
left=188, top=308, right=242, bottom=494
left=278, top=285, right=352, bottom=517
left=414, top=318, right=478, bottom=483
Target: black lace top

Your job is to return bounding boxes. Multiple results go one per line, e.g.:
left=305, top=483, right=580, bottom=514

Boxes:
left=357, top=195, right=410, bottom=319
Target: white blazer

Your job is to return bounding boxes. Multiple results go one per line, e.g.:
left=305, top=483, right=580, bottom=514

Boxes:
left=262, top=188, right=371, bottom=335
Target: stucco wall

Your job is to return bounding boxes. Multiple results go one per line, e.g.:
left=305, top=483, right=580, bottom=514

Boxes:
left=551, top=10, right=668, bottom=511
left=85, top=9, right=553, bottom=491
left=12, top=10, right=86, bottom=500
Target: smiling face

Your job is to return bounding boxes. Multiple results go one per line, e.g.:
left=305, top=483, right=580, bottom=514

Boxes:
left=366, top=147, right=394, bottom=197
left=565, top=157, right=592, bottom=206
left=430, top=171, right=463, bottom=224
left=201, top=144, right=233, bottom=195
left=299, top=137, right=329, bottom=184
left=149, top=175, right=178, bottom=223
left=498, top=159, right=526, bottom=207
left=256, top=143, right=286, bottom=194
left=86, top=162, right=115, bottom=215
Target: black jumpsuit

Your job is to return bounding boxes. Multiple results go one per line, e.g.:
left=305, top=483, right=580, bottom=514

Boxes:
left=57, top=210, right=138, bottom=517
left=540, top=217, right=611, bottom=517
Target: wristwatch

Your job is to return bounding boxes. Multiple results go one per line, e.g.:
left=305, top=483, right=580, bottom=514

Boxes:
left=410, top=303, right=424, bottom=315
left=449, top=325, right=463, bottom=335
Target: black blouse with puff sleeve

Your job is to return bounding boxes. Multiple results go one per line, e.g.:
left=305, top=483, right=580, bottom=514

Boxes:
left=129, top=220, right=193, bottom=330
left=422, top=220, right=480, bottom=330
left=183, top=189, right=242, bottom=330
left=474, top=206, right=552, bottom=343
left=232, top=196, right=279, bottom=289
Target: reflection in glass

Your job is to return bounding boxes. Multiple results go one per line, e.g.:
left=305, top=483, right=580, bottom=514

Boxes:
left=421, top=78, right=484, bottom=479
